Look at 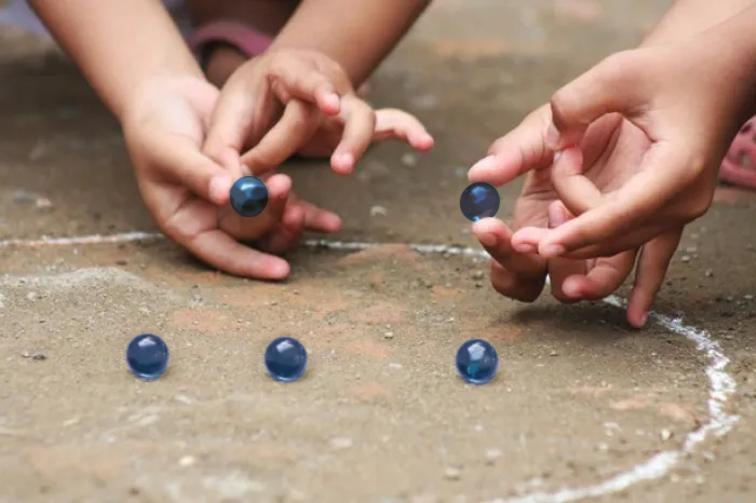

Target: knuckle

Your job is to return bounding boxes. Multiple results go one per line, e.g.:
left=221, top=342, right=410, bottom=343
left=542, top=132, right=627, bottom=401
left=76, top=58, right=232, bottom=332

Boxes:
left=687, top=192, right=713, bottom=220
left=548, top=89, right=572, bottom=129
left=597, top=51, right=634, bottom=85
left=161, top=213, right=194, bottom=244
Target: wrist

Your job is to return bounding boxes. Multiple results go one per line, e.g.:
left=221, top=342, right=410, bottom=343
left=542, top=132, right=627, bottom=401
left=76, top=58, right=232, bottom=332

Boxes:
left=641, top=0, right=756, bottom=47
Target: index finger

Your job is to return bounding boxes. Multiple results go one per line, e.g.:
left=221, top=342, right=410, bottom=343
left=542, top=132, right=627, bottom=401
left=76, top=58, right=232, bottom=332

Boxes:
left=467, top=105, right=553, bottom=186
left=536, top=146, right=692, bottom=257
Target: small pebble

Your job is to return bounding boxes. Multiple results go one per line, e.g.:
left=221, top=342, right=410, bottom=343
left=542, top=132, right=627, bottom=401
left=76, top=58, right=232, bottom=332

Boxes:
left=444, top=467, right=461, bottom=480
left=660, top=429, right=673, bottom=441
left=329, top=437, right=353, bottom=450
left=484, top=448, right=502, bottom=465
left=471, top=270, right=485, bottom=281
left=702, top=451, right=716, bottom=462
left=383, top=331, right=395, bottom=340
left=549, top=350, right=558, bottom=357
left=401, top=153, right=417, bottom=167
left=704, top=269, right=713, bottom=277
left=35, top=198, right=53, bottom=209
left=370, top=205, right=388, bottom=217
left=745, top=294, right=753, bottom=301
left=178, top=455, right=196, bottom=467
left=174, top=394, right=193, bottom=405
left=13, top=190, right=38, bottom=204
left=22, top=351, right=46, bottom=361
left=681, top=255, right=691, bottom=263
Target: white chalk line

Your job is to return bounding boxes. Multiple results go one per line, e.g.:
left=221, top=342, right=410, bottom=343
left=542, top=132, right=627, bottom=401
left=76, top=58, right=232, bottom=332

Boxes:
left=0, top=231, right=163, bottom=248
left=0, top=232, right=739, bottom=501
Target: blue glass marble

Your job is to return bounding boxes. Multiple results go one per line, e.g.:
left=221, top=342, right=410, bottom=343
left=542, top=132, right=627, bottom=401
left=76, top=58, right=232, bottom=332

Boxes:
left=460, top=182, right=500, bottom=221
left=126, top=334, right=169, bottom=381
left=455, top=339, right=498, bottom=385
left=264, top=337, right=307, bottom=382
left=230, top=176, right=268, bottom=217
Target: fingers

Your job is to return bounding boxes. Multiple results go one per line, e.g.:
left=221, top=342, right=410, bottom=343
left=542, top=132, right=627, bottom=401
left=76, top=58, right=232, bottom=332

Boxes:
left=187, top=228, right=291, bottom=280
left=146, top=133, right=232, bottom=206
left=295, top=199, right=343, bottom=233
left=472, top=218, right=547, bottom=302
left=550, top=146, right=603, bottom=215
left=468, top=108, right=553, bottom=186
left=330, top=95, right=376, bottom=175
left=547, top=51, right=644, bottom=149
left=268, top=54, right=342, bottom=115
left=626, top=228, right=682, bottom=328
left=558, top=251, right=637, bottom=301
left=373, top=108, right=434, bottom=151
left=526, top=147, right=690, bottom=258
left=559, top=223, right=668, bottom=260
left=220, top=173, right=292, bottom=241
left=489, top=261, right=545, bottom=303
left=258, top=203, right=306, bottom=255
left=240, top=100, right=320, bottom=175
left=204, top=74, right=274, bottom=164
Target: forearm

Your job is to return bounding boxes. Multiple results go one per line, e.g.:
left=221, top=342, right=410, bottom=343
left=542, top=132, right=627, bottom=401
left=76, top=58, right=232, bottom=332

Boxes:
left=644, top=0, right=756, bottom=45
left=30, top=0, right=203, bottom=120
left=714, top=4, right=756, bottom=115
left=269, top=0, right=430, bottom=85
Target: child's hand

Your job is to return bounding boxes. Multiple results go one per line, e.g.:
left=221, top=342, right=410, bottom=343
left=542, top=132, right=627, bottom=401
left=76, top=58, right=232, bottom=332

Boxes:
left=202, top=48, right=433, bottom=175
left=468, top=105, right=679, bottom=327
left=514, top=28, right=755, bottom=262
left=122, top=76, right=341, bottom=279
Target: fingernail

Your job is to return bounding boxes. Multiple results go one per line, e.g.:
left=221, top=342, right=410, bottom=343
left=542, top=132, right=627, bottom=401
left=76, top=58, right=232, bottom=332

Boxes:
left=639, top=311, right=649, bottom=327
left=470, top=155, right=497, bottom=172
left=545, top=124, right=561, bottom=149
left=478, top=232, right=497, bottom=247
left=564, top=282, right=582, bottom=298
left=541, top=243, right=566, bottom=258
left=271, top=259, right=290, bottom=278
left=333, top=152, right=354, bottom=171
left=548, top=203, right=569, bottom=228
left=513, top=242, right=537, bottom=254
left=553, top=150, right=563, bottom=163
left=209, top=175, right=231, bottom=203
left=325, top=93, right=340, bottom=112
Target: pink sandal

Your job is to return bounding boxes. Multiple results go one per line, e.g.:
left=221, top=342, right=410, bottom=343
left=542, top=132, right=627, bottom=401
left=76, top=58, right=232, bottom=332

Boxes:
left=720, top=116, right=756, bottom=190
left=188, top=20, right=272, bottom=63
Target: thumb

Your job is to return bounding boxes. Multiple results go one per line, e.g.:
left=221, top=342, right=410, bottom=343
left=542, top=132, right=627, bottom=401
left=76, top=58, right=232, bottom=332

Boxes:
left=547, top=50, right=645, bottom=149
left=151, top=134, right=233, bottom=206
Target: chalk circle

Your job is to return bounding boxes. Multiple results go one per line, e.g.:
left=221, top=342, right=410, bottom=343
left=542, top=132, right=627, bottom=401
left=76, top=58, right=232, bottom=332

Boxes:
left=0, top=232, right=739, bottom=501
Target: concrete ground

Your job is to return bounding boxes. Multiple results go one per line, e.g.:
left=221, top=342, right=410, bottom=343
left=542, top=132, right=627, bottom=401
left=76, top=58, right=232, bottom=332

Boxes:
left=1, top=1, right=755, bottom=502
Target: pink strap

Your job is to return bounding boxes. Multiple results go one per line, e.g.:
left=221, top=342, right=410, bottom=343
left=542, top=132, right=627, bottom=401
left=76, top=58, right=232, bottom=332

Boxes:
left=189, top=20, right=272, bottom=59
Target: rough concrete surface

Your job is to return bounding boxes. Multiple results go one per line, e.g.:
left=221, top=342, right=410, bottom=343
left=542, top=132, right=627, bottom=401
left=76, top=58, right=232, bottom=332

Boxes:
left=1, top=1, right=755, bottom=502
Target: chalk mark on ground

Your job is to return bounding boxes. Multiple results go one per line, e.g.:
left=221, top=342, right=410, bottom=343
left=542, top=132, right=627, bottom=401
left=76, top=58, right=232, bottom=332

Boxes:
left=0, top=231, right=739, bottom=502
